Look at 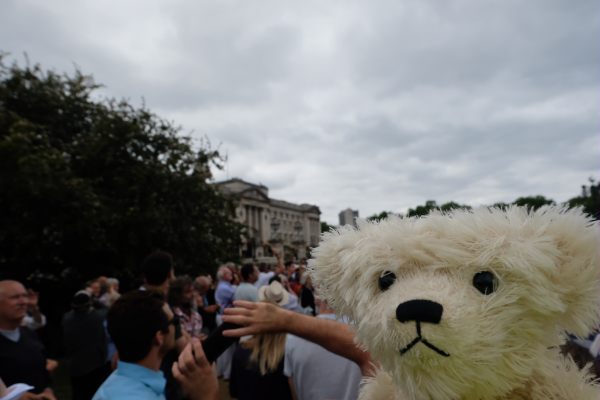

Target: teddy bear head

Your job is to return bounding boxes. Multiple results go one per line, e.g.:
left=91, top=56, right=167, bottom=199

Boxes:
left=310, top=207, right=600, bottom=399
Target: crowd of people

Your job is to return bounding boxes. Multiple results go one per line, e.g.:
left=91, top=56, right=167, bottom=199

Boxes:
left=1, top=249, right=599, bottom=400
left=0, top=249, right=367, bottom=400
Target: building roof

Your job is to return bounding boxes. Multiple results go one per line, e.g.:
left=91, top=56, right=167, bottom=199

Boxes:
left=271, top=198, right=321, bottom=214
left=214, top=177, right=268, bottom=190
left=214, top=177, right=320, bottom=215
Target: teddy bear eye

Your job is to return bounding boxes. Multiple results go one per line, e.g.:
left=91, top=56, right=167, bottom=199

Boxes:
left=378, top=271, right=396, bottom=291
left=472, top=271, right=498, bottom=295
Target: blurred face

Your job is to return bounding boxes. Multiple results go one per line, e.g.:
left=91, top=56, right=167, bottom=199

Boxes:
left=222, top=268, right=232, bottom=282
left=0, top=281, right=29, bottom=325
left=89, top=282, right=101, bottom=297
left=195, top=278, right=209, bottom=295
left=182, top=284, right=194, bottom=304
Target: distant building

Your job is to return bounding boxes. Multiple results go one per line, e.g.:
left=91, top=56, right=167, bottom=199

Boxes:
left=215, top=178, right=321, bottom=261
left=339, top=208, right=359, bottom=227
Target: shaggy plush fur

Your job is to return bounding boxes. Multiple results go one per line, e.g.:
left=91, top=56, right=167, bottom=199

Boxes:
left=309, top=206, right=600, bottom=400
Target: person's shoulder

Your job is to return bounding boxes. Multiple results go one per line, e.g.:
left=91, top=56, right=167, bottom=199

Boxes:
left=285, top=333, right=306, bottom=350
left=18, top=325, right=38, bottom=339
left=61, top=310, right=74, bottom=323
left=93, top=373, right=157, bottom=400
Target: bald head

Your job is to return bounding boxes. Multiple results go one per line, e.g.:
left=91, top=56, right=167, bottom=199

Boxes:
left=0, top=280, right=28, bottom=329
left=194, top=276, right=211, bottom=295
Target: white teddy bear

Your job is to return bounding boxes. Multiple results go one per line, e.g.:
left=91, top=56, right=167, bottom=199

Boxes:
left=310, top=206, right=600, bottom=399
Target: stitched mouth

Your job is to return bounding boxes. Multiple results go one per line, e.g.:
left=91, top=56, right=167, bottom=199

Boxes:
left=399, top=321, right=450, bottom=357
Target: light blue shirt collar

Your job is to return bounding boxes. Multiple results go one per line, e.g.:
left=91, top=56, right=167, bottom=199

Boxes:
left=0, top=327, right=20, bottom=342
left=116, top=360, right=166, bottom=396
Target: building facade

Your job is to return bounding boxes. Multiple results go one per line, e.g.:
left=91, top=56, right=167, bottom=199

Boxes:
left=339, top=208, right=359, bottom=227
left=215, top=178, right=321, bottom=262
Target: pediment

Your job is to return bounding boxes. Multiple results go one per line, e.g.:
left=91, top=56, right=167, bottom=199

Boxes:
left=240, top=188, right=270, bottom=202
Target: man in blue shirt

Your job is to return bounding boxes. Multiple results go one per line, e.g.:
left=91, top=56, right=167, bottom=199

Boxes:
left=215, top=265, right=236, bottom=312
left=233, top=264, right=259, bottom=302
left=92, top=291, right=218, bottom=400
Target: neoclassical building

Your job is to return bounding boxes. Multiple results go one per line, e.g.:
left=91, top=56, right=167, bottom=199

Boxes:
left=215, top=178, right=321, bottom=261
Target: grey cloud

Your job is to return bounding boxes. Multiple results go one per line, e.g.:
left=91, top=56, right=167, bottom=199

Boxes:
left=2, top=0, right=598, bottom=224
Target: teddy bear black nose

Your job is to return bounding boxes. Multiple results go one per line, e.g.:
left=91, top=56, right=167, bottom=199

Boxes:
left=396, top=299, right=444, bottom=324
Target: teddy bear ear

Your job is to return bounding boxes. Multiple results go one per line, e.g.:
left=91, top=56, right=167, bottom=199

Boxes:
left=308, top=225, right=363, bottom=316
left=540, top=207, right=600, bottom=336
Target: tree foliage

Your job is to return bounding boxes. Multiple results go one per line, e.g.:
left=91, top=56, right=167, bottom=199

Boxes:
left=320, top=221, right=334, bottom=233
left=512, top=195, right=555, bottom=211
left=566, top=178, right=599, bottom=219
left=406, top=200, right=471, bottom=217
left=366, top=211, right=393, bottom=222
left=0, top=58, right=242, bottom=283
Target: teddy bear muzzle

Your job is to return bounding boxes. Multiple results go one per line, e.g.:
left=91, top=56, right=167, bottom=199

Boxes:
left=396, top=299, right=450, bottom=357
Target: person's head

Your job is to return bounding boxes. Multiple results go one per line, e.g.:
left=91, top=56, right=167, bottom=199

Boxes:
left=96, top=276, right=108, bottom=295
left=259, top=280, right=289, bottom=306
left=217, top=265, right=233, bottom=283
left=284, top=261, right=296, bottom=276
left=71, top=290, right=93, bottom=312
left=86, top=279, right=101, bottom=297
left=107, top=291, right=176, bottom=364
left=274, top=262, right=285, bottom=275
left=168, top=276, right=194, bottom=309
left=106, top=278, right=119, bottom=293
left=258, top=263, right=268, bottom=273
left=193, top=275, right=211, bottom=295
left=142, top=251, right=175, bottom=292
left=0, top=280, right=28, bottom=329
left=241, top=263, right=259, bottom=284
left=227, top=263, right=240, bottom=285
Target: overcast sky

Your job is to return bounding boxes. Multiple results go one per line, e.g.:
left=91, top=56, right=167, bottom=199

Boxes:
left=2, top=0, right=598, bottom=224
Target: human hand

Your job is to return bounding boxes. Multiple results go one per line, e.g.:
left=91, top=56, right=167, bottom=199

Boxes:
left=221, top=300, right=290, bottom=337
left=45, top=358, right=59, bottom=372
left=19, top=393, right=42, bottom=400
left=172, top=338, right=218, bottom=400
left=203, top=304, right=219, bottom=313
left=20, top=388, right=56, bottom=400
left=39, top=388, right=57, bottom=400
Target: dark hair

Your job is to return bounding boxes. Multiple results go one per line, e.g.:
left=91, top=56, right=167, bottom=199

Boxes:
left=107, top=291, right=169, bottom=362
left=241, top=264, right=256, bottom=281
left=142, top=251, right=174, bottom=285
left=268, top=275, right=281, bottom=285
left=168, top=275, right=193, bottom=308
left=284, top=261, right=293, bottom=268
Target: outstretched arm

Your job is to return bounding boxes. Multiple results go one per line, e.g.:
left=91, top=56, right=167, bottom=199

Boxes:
left=222, top=300, right=376, bottom=376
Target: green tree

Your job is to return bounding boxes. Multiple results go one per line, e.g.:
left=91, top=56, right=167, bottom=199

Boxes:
left=439, top=201, right=471, bottom=213
left=366, top=211, right=394, bottom=222
left=512, top=195, right=555, bottom=211
left=566, top=178, right=599, bottom=219
left=490, top=202, right=510, bottom=210
left=406, top=200, right=439, bottom=217
left=0, top=58, right=242, bottom=282
left=406, top=200, right=471, bottom=217
left=321, top=221, right=334, bottom=233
